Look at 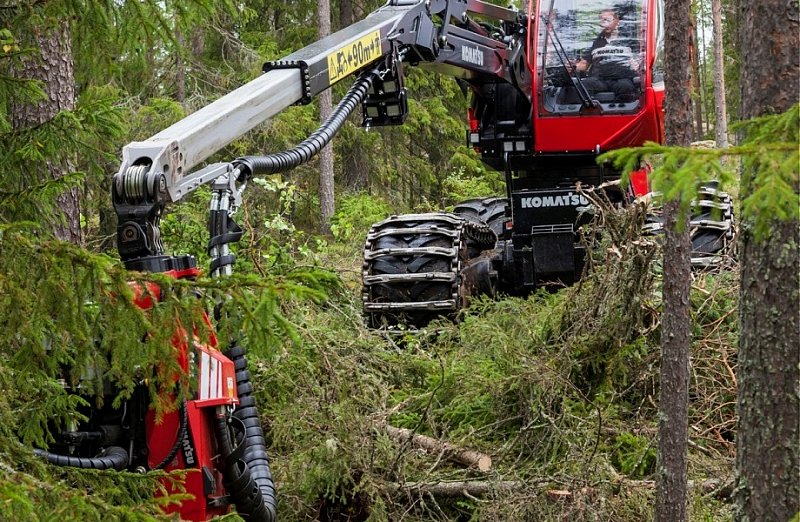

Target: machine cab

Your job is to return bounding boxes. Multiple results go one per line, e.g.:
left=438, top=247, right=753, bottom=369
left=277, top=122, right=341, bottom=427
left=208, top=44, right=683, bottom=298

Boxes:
left=531, top=0, right=665, bottom=153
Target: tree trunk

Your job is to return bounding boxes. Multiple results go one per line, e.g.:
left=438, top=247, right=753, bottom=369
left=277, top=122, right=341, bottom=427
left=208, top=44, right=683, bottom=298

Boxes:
left=10, top=21, right=80, bottom=245
left=697, top=0, right=712, bottom=133
left=175, top=25, right=186, bottom=104
left=655, top=199, right=691, bottom=522
left=735, top=1, right=799, bottom=520
left=353, top=0, right=366, bottom=20
left=339, top=0, right=355, bottom=29
left=710, top=0, right=728, bottom=147
left=340, top=137, right=370, bottom=191
left=689, top=14, right=704, bottom=139
left=318, top=0, right=334, bottom=234
left=655, top=2, right=694, bottom=521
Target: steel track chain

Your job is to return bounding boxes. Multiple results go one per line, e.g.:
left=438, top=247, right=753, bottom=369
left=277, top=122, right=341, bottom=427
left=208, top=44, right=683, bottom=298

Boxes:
left=362, top=212, right=491, bottom=326
left=463, top=220, right=497, bottom=248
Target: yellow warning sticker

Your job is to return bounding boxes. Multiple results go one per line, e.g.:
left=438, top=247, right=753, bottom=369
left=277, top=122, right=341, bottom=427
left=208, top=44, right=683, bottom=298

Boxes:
left=327, top=30, right=383, bottom=85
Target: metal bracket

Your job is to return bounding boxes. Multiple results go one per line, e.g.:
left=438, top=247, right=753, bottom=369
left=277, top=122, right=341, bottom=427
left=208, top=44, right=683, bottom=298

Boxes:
left=263, top=60, right=312, bottom=104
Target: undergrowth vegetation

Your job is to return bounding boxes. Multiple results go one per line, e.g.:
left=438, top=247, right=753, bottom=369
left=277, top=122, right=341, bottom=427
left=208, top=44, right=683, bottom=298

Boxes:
left=0, top=189, right=739, bottom=520
left=245, top=196, right=737, bottom=521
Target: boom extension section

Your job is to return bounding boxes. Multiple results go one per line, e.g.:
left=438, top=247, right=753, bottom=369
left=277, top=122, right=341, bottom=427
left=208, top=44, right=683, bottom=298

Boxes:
left=111, top=0, right=528, bottom=271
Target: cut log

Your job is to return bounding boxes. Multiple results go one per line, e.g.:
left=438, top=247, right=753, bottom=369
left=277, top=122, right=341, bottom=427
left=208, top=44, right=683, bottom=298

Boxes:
left=388, top=480, right=523, bottom=497
left=384, top=425, right=492, bottom=472
left=383, top=477, right=731, bottom=500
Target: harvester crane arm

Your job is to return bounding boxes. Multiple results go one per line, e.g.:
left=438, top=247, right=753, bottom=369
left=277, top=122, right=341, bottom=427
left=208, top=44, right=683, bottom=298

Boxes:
left=111, top=0, right=526, bottom=270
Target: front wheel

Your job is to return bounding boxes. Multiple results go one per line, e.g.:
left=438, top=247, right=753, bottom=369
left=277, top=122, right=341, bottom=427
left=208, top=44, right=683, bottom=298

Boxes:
left=362, top=212, right=498, bottom=328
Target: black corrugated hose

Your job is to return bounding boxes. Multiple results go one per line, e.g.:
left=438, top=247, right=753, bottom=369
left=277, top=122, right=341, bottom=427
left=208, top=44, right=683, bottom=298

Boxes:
left=232, top=67, right=378, bottom=178
left=215, top=343, right=277, bottom=522
left=152, top=401, right=188, bottom=470
left=33, top=445, right=129, bottom=470
left=33, top=400, right=188, bottom=472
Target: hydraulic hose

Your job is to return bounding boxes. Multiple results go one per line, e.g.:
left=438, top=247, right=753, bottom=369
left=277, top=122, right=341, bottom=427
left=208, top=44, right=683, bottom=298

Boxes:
left=33, top=445, right=128, bottom=471
left=233, top=67, right=378, bottom=178
left=216, top=343, right=277, bottom=522
left=33, top=400, right=187, bottom=472
left=152, top=401, right=188, bottom=470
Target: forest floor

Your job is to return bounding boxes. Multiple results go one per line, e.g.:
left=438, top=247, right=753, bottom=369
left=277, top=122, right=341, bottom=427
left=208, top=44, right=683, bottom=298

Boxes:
left=245, top=223, right=739, bottom=521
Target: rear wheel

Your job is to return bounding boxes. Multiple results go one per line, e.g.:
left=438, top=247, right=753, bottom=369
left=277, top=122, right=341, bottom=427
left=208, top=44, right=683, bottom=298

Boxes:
left=452, top=197, right=508, bottom=237
left=643, top=183, right=736, bottom=268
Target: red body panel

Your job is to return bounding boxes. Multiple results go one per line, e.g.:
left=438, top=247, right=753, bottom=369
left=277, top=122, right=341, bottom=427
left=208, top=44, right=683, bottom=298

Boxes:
left=532, top=95, right=662, bottom=153
left=629, top=165, right=651, bottom=196
left=134, top=269, right=238, bottom=521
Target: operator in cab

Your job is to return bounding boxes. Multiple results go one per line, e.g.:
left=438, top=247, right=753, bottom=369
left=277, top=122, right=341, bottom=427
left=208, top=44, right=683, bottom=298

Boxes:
left=574, top=8, right=642, bottom=102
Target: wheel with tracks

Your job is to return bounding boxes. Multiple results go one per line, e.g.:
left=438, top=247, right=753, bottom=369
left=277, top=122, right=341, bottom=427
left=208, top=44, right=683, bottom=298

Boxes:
left=642, top=183, right=736, bottom=268
left=362, top=213, right=466, bottom=328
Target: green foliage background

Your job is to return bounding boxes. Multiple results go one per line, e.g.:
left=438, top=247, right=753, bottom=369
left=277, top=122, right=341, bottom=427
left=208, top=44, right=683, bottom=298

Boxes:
left=0, top=0, right=791, bottom=520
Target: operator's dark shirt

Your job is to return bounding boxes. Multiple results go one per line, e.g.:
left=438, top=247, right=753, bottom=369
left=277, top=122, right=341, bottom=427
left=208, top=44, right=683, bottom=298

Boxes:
left=583, top=33, right=639, bottom=80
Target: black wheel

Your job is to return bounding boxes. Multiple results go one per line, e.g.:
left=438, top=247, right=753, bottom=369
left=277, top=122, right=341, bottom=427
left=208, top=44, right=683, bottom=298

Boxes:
left=689, top=186, right=736, bottom=267
left=452, top=197, right=508, bottom=237
left=642, top=183, right=736, bottom=269
left=362, top=214, right=465, bottom=328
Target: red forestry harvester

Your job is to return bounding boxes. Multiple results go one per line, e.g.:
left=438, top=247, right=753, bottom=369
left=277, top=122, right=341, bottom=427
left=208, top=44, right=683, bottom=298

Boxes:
left=32, top=0, right=732, bottom=519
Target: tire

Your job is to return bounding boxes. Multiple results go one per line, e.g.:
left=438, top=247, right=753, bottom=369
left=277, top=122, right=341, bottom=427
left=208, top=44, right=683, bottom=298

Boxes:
left=362, top=213, right=465, bottom=328
left=452, top=197, right=508, bottom=237
left=689, top=186, right=736, bottom=267
left=642, top=183, right=736, bottom=269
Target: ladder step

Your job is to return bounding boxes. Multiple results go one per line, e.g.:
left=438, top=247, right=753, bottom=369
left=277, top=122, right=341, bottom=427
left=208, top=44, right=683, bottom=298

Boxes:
left=363, top=299, right=457, bottom=311
left=368, top=226, right=460, bottom=240
left=690, top=220, right=732, bottom=231
left=364, top=246, right=458, bottom=260
left=374, top=213, right=463, bottom=227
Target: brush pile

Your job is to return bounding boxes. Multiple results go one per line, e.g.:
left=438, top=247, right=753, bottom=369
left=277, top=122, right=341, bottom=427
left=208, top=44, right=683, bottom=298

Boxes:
left=250, top=196, right=738, bottom=521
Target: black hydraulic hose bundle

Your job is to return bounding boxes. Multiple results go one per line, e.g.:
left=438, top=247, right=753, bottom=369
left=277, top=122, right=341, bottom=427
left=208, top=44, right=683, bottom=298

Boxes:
left=152, top=401, right=188, bottom=470
left=215, top=343, right=277, bottom=522
left=208, top=203, right=243, bottom=276
left=32, top=400, right=188, bottom=472
left=33, top=445, right=129, bottom=471
left=233, top=67, right=378, bottom=178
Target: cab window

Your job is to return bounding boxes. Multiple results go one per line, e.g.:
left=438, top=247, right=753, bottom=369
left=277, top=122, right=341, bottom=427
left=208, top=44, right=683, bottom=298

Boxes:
left=538, top=0, right=646, bottom=115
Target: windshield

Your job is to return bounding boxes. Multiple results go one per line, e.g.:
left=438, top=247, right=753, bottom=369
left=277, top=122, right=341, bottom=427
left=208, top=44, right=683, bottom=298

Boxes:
left=539, top=0, right=646, bottom=115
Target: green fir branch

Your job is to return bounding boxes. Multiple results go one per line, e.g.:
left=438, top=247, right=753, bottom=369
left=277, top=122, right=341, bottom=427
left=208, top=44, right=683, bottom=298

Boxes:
left=601, top=104, right=799, bottom=239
